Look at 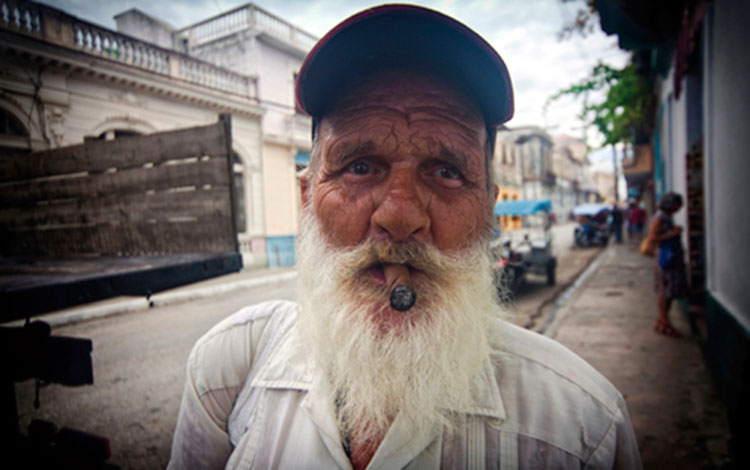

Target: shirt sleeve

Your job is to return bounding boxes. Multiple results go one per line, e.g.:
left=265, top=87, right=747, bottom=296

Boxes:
left=167, top=307, right=267, bottom=469
left=167, top=365, right=234, bottom=469
left=585, top=393, right=643, bottom=470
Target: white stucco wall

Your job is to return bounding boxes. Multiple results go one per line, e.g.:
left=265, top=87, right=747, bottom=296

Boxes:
left=659, top=70, right=689, bottom=248
left=189, top=29, right=310, bottom=243
left=261, top=142, right=299, bottom=236
left=0, top=47, right=265, bottom=258
left=703, top=0, right=750, bottom=329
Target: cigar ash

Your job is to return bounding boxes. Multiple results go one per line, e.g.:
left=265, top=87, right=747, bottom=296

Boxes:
left=390, top=284, right=417, bottom=311
left=383, top=263, right=417, bottom=311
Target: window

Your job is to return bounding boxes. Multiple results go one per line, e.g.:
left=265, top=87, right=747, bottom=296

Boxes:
left=0, top=109, right=27, bottom=136
left=0, top=108, right=30, bottom=155
left=96, top=129, right=141, bottom=140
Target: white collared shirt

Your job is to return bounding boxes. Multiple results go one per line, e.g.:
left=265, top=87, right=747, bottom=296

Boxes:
left=168, top=300, right=642, bottom=469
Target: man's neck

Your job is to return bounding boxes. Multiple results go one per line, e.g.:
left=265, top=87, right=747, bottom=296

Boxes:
left=344, top=427, right=385, bottom=470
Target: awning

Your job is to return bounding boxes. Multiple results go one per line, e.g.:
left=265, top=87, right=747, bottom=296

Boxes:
left=572, top=203, right=611, bottom=216
left=493, top=199, right=551, bottom=216
left=294, top=151, right=310, bottom=165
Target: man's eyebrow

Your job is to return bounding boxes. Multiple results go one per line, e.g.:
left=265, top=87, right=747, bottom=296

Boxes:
left=332, top=141, right=377, bottom=165
left=438, top=145, right=472, bottom=173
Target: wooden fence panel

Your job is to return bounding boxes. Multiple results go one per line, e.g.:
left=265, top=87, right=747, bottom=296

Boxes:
left=0, top=157, right=228, bottom=205
left=0, top=186, right=231, bottom=228
left=0, top=115, right=237, bottom=256
left=0, top=123, right=228, bottom=182
left=0, top=216, right=235, bottom=257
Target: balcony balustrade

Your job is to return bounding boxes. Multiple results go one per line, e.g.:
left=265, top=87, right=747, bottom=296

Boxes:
left=0, top=0, right=257, bottom=99
left=177, top=3, right=316, bottom=53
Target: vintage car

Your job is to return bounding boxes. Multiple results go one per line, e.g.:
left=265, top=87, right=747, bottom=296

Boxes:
left=490, top=199, right=556, bottom=294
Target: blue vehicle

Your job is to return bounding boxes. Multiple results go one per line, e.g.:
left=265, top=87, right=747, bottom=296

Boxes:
left=572, top=203, right=611, bottom=247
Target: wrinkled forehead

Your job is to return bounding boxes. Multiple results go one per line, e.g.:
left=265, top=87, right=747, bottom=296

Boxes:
left=320, top=68, right=486, bottom=133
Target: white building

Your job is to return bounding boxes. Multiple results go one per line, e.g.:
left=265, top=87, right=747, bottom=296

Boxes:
left=551, top=135, right=589, bottom=220
left=0, top=0, right=268, bottom=266
left=115, top=3, right=317, bottom=267
left=495, top=127, right=603, bottom=221
left=0, top=1, right=318, bottom=269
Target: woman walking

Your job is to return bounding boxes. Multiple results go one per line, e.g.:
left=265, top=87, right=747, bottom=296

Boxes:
left=647, top=192, right=688, bottom=337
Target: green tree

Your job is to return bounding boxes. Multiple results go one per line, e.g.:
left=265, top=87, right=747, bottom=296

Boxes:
left=546, top=59, right=652, bottom=202
left=547, top=60, right=651, bottom=147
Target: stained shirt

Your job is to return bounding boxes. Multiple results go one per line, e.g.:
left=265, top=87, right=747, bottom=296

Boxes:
left=168, top=300, right=642, bottom=469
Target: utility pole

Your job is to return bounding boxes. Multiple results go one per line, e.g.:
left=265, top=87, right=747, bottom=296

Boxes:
left=611, top=144, right=619, bottom=204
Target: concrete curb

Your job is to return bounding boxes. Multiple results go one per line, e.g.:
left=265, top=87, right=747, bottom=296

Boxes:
left=149, top=271, right=298, bottom=308
left=3, top=270, right=298, bottom=328
left=540, top=246, right=609, bottom=338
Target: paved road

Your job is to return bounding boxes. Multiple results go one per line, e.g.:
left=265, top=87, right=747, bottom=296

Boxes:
left=503, top=222, right=601, bottom=329
left=16, top=280, right=298, bottom=469
left=14, top=222, right=599, bottom=469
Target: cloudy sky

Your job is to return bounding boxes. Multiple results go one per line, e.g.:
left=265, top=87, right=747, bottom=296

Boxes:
left=40, top=0, right=629, bottom=149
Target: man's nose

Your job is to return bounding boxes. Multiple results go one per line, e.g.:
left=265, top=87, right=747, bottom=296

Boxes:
left=370, top=167, right=430, bottom=242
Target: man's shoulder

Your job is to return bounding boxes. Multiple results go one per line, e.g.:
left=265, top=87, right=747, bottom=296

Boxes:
left=486, top=317, right=623, bottom=416
left=187, top=300, right=297, bottom=395
left=484, top=318, right=639, bottom=467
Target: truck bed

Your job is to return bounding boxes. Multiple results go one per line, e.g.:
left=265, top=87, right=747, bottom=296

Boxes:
left=0, top=252, right=241, bottom=322
left=0, top=252, right=242, bottom=322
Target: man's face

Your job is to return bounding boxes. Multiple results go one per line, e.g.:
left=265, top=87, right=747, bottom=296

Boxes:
left=296, top=72, right=503, bottom=438
left=302, top=71, right=494, bottom=257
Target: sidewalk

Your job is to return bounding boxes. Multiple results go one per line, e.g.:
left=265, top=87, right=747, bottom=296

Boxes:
left=547, top=242, right=731, bottom=469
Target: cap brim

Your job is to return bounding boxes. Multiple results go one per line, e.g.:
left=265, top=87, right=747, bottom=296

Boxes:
left=296, top=4, right=514, bottom=127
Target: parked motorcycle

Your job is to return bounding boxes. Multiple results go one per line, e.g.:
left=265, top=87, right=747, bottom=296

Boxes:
left=572, top=203, right=611, bottom=247
left=574, top=222, right=610, bottom=247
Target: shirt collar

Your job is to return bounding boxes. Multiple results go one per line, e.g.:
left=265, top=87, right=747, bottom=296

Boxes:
left=251, top=323, right=506, bottom=421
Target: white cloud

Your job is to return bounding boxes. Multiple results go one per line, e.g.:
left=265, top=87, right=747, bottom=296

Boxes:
left=39, top=0, right=629, bottom=146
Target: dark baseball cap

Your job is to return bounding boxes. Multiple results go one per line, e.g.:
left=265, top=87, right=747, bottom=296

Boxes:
left=295, top=4, right=514, bottom=128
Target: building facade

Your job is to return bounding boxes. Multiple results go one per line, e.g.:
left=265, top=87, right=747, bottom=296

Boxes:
left=115, top=3, right=317, bottom=267
left=494, top=127, right=604, bottom=224
left=551, top=135, right=588, bottom=220
left=598, top=0, right=750, bottom=463
left=492, top=127, right=523, bottom=231
left=0, top=1, right=317, bottom=269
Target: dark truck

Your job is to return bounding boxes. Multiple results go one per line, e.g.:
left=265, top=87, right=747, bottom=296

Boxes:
left=0, top=115, right=242, bottom=467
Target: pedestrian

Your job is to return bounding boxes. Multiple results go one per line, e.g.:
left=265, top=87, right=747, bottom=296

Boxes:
left=168, top=5, right=641, bottom=469
left=611, top=203, right=624, bottom=243
left=628, top=201, right=646, bottom=242
left=646, top=192, right=688, bottom=337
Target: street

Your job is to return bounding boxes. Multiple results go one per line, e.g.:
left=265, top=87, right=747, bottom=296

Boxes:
left=14, top=223, right=600, bottom=468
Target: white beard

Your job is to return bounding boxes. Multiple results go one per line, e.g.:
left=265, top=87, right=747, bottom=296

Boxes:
left=294, top=210, right=505, bottom=444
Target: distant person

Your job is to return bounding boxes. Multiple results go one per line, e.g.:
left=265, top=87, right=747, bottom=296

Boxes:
left=611, top=204, right=623, bottom=243
left=628, top=201, right=646, bottom=241
left=168, top=5, right=641, bottom=468
left=646, top=192, right=687, bottom=337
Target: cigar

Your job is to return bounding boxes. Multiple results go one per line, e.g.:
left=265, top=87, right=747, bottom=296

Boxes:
left=383, top=264, right=417, bottom=311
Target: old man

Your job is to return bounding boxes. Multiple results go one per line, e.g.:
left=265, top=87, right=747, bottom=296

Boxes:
left=169, top=5, right=641, bottom=469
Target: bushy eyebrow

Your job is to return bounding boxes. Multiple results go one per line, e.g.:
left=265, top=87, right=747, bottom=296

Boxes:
left=330, top=141, right=377, bottom=166
left=437, top=144, right=474, bottom=175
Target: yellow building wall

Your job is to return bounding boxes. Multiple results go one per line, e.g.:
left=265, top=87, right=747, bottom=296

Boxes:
left=261, top=142, right=299, bottom=236
left=497, top=186, right=522, bottom=232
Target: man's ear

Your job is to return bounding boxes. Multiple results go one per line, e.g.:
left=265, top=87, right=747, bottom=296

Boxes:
left=492, top=184, right=499, bottom=202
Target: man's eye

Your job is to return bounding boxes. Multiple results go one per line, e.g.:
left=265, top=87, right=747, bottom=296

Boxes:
left=347, top=161, right=372, bottom=175
left=437, top=166, right=462, bottom=180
